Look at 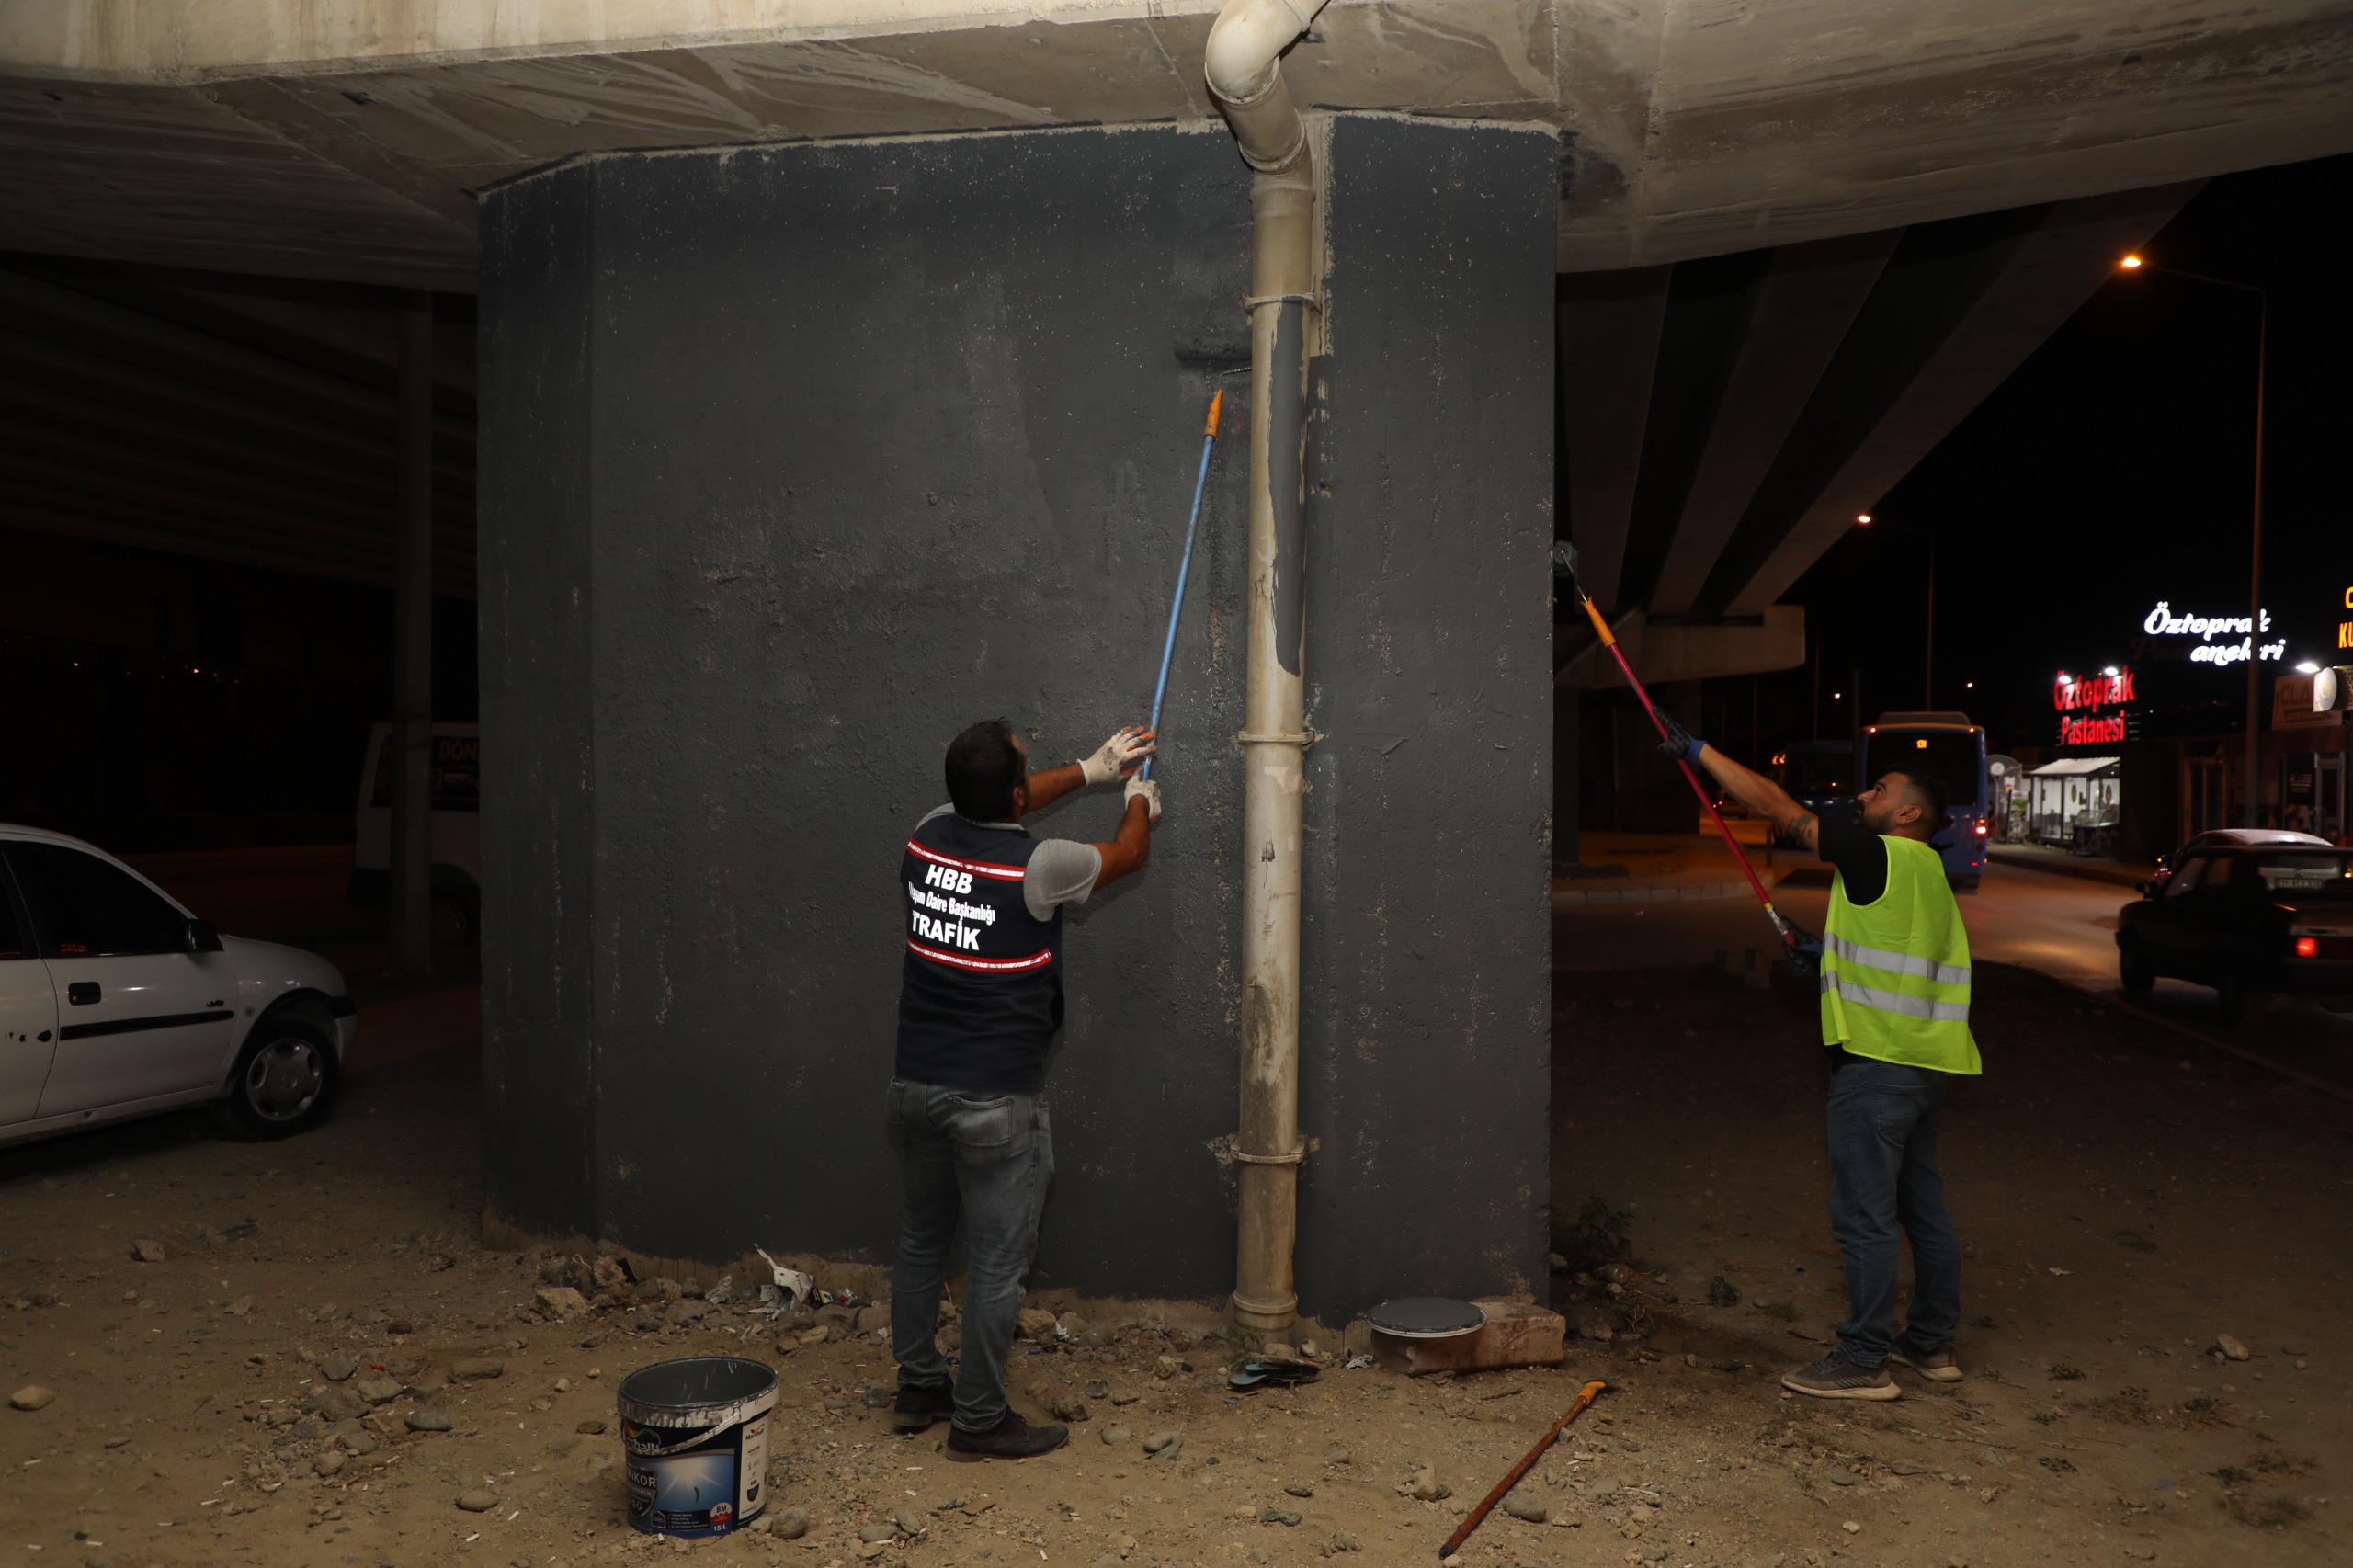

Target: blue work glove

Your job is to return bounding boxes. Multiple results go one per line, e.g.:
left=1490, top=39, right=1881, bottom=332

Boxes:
left=1654, top=710, right=1706, bottom=764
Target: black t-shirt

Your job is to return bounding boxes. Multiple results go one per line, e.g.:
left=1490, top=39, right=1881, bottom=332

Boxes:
left=1815, top=818, right=1890, bottom=905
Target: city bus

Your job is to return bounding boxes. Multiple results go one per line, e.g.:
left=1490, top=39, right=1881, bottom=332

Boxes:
left=1862, top=712, right=1990, bottom=890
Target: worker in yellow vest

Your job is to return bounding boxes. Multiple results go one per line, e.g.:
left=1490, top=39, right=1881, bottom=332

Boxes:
left=1658, top=711, right=1980, bottom=1400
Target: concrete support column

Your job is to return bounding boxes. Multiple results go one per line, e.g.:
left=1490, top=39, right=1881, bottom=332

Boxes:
left=1553, top=686, right=1581, bottom=868
left=389, top=290, right=434, bottom=977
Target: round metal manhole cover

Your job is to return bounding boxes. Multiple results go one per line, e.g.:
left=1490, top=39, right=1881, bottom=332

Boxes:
left=1364, top=1297, right=1486, bottom=1340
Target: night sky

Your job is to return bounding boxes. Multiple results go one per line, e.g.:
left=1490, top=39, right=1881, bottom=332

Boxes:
left=1777, top=151, right=2353, bottom=758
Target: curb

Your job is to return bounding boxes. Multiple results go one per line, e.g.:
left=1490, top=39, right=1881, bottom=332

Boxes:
left=2029, top=968, right=2353, bottom=1107
left=1984, top=849, right=2148, bottom=890
left=1553, top=880, right=1763, bottom=906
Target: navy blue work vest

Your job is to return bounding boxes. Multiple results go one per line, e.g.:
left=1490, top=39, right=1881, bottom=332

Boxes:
left=893, top=812, right=1065, bottom=1095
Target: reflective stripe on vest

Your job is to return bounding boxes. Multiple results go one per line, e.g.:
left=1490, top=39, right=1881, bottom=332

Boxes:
left=1820, top=834, right=1983, bottom=1075
left=1824, top=933, right=1972, bottom=988
left=1819, top=969, right=1972, bottom=1023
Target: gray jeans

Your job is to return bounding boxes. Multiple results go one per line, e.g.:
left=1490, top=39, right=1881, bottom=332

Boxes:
left=885, top=1078, right=1054, bottom=1434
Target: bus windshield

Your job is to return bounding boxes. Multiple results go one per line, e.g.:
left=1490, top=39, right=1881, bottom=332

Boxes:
left=1870, top=732, right=1982, bottom=808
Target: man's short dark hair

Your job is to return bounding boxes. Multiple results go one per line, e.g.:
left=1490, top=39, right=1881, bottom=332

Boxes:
left=1893, top=768, right=1950, bottom=828
left=946, top=719, right=1024, bottom=821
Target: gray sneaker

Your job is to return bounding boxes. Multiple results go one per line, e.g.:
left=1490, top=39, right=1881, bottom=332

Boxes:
left=1887, top=1335, right=1964, bottom=1382
left=1780, top=1353, right=1899, bottom=1401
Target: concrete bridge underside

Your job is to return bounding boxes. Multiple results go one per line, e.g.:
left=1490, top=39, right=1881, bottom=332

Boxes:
left=2, top=1, right=2347, bottom=290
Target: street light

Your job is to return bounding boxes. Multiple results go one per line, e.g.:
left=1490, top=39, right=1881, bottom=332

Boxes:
left=1855, top=513, right=1935, bottom=710
left=2118, top=251, right=2268, bottom=827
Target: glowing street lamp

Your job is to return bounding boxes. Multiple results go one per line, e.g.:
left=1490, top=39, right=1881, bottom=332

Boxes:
left=1855, top=511, right=1934, bottom=709
left=2116, top=250, right=2268, bottom=825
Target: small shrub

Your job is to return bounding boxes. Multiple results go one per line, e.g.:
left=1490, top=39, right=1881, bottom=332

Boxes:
left=2114, top=1230, right=2158, bottom=1254
left=1706, top=1276, right=1741, bottom=1308
left=1968, top=1314, right=1997, bottom=1330
left=2214, top=1466, right=2248, bottom=1484
left=2039, top=1455, right=2077, bottom=1474
left=1756, top=1300, right=1799, bottom=1322
left=2049, top=1363, right=2086, bottom=1381
left=1559, top=1195, right=1633, bottom=1270
left=2184, top=1396, right=2220, bottom=1415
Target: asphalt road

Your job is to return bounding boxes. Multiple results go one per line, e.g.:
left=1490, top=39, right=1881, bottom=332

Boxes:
left=1557, top=855, right=2353, bottom=1094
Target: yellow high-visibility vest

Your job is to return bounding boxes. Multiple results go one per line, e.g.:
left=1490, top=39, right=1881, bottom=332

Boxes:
left=1820, top=834, right=1982, bottom=1074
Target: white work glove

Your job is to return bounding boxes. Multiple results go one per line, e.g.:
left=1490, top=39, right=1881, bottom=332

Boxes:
left=1123, top=777, right=1163, bottom=823
left=1080, top=724, right=1155, bottom=786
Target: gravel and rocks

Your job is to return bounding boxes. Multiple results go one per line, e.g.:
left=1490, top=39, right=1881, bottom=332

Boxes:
left=3, top=961, right=2347, bottom=1566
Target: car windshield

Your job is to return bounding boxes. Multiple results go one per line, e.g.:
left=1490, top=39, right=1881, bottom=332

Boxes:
left=2248, top=853, right=2353, bottom=896
left=1783, top=753, right=1851, bottom=798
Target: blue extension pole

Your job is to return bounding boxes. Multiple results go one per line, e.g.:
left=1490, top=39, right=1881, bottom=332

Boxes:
left=1140, top=390, right=1224, bottom=781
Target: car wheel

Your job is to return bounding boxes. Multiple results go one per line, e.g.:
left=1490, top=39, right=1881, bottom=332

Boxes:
left=431, top=889, right=479, bottom=947
left=2213, top=967, right=2249, bottom=1028
left=218, top=1010, right=338, bottom=1140
left=2117, top=937, right=2155, bottom=997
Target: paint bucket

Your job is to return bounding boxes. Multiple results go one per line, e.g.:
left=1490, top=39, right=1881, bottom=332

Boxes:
left=617, top=1356, right=779, bottom=1538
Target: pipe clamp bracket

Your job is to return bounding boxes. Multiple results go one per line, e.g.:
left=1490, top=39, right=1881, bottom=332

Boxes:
left=1237, top=728, right=1319, bottom=748
left=1231, top=1139, right=1309, bottom=1165
left=1244, top=292, right=1318, bottom=312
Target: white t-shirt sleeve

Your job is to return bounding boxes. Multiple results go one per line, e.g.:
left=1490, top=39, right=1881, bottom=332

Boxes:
left=1025, top=839, right=1104, bottom=921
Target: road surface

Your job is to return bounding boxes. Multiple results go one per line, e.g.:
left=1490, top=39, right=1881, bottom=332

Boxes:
left=1558, top=854, right=2353, bottom=1092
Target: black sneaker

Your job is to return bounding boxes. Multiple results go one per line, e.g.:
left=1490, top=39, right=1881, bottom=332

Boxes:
left=1888, top=1335, right=1964, bottom=1382
left=892, top=1381, right=955, bottom=1434
left=946, top=1410, right=1069, bottom=1461
left=1780, top=1352, right=1900, bottom=1401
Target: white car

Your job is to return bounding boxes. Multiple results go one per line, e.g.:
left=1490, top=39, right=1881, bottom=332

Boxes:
left=0, top=824, right=357, bottom=1148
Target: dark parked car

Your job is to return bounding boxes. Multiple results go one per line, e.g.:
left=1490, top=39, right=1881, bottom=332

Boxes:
left=2116, top=840, right=2353, bottom=1024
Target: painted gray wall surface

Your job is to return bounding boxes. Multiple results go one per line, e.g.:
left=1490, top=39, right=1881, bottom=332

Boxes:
left=1296, top=118, right=1557, bottom=1312
left=476, top=117, right=1554, bottom=1318
left=478, top=167, right=599, bottom=1240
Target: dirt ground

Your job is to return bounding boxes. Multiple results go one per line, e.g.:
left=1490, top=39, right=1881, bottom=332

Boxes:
left=4, top=960, right=2348, bottom=1568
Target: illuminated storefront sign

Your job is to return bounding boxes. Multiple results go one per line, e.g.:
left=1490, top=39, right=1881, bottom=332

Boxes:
left=2053, top=666, right=2132, bottom=746
left=2339, top=585, right=2352, bottom=652
left=2142, top=602, right=2284, bottom=665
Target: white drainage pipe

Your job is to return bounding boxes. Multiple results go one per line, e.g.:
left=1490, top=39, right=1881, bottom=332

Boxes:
left=1205, top=0, right=1329, bottom=1343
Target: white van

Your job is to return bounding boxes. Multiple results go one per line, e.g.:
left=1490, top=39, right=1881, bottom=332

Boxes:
left=349, top=722, right=481, bottom=945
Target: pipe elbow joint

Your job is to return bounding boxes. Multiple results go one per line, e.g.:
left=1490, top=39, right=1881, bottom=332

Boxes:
left=1205, top=0, right=1328, bottom=174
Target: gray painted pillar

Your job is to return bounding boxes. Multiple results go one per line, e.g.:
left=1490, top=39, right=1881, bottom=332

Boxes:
left=1553, top=685, right=1580, bottom=867
left=389, top=290, right=434, bottom=976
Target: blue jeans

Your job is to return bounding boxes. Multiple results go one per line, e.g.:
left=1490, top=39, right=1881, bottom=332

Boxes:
left=885, top=1079, right=1054, bottom=1434
left=1824, top=1059, right=1961, bottom=1368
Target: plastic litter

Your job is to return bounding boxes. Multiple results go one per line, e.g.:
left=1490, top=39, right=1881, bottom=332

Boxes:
left=752, top=1249, right=814, bottom=1313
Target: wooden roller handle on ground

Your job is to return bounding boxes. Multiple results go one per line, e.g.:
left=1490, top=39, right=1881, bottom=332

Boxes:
left=1438, top=1378, right=1611, bottom=1559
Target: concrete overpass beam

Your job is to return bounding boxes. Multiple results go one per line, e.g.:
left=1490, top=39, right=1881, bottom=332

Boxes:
left=1557, top=263, right=1669, bottom=614
left=1646, top=230, right=1896, bottom=619
left=1720, top=184, right=2199, bottom=615
left=1555, top=603, right=1805, bottom=688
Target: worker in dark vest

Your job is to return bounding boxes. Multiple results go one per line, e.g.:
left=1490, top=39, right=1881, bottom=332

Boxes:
left=1658, top=712, right=1981, bottom=1401
left=888, top=718, right=1159, bottom=1459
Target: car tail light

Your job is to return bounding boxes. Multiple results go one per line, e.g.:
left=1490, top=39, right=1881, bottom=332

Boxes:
left=2291, top=935, right=2353, bottom=960
left=1973, top=822, right=1989, bottom=836
left=2297, top=937, right=2319, bottom=958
